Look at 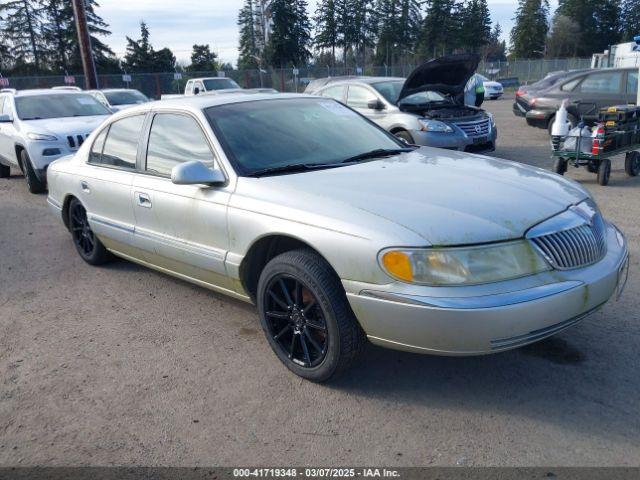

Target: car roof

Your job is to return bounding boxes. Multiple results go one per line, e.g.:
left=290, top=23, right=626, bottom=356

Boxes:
left=3, top=89, right=91, bottom=97
left=90, top=88, right=141, bottom=93
left=316, top=76, right=405, bottom=88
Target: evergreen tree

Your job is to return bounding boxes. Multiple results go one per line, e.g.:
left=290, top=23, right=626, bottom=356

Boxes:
left=556, top=0, right=621, bottom=56
left=458, top=0, right=492, bottom=52
left=510, top=0, right=549, bottom=58
left=482, top=23, right=507, bottom=61
left=338, top=0, right=378, bottom=67
left=188, top=44, right=219, bottom=72
left=0, top=0, right=45, bottom=73
left=375, top=0, right=420, bottom=65
left=622, top=0, right=640, bottom=41
left=123, top=22, right=156, bottom=72
left=314, top=0, right=339, bottom=65
left=237, top=0, right=262, bottom=69
left=267, top=0, right=311, bottom=67
left=154, top=47, right=176, bottom=72
left=420, top=0, right=458, bottom=57
left=546, top=14, right=581, bottom=57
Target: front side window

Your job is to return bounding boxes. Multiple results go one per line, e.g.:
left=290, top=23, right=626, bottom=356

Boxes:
left=319, top=85, right=345, bottom=101
left=203, top=78, right=240, bottom=91
left=560, top=77, right=582, bottom=92
left=146, top=113, right=215, bottom=176
left=206, top=98, right=403, bottom=176
left=98, top=115, right=145, bottom=169
left=346, top=85, right=378, bottom=108
left=626, top=71, right=638, bottom=95
left=578, top=72, right=623, bottom=94
left=15, top=94, right=110, bottom=120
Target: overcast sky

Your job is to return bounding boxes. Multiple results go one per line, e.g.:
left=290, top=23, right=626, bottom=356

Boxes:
left=95, top=0, right=559, bottom=66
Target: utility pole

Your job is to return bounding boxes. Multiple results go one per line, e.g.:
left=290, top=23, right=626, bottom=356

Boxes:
left=71, top=0, right=99, bottom=89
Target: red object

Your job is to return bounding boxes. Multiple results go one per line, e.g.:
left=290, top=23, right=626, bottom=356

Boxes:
left=529, top=97, right=537, bottom=107
left=0, top=78, right=9, bottom=87
left=64, top=75, right=76, bottom=84
left=592, top=124, right=605, bottom=155
left=515, top=90, right=523, bottom=97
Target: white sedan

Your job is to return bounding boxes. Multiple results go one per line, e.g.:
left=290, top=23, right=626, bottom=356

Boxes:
left=46, top=93, right=629, bottom=381
left=479, top=75, right=504, bottom=99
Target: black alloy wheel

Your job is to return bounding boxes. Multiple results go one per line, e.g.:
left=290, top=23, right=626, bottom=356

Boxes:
left=68, top=198, right=111, bottom=265
left=263, top=274, right=328, bottom=368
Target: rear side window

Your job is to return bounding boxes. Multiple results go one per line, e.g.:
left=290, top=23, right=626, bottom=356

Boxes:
left=146, top=113, right=215, bottom=176
left=577, top=72, right=623, bottom=94
left=97, top=115, right=145, bottom=169
left=319, top=85, right=345, bottom=101
left=89, top=127, right=108, bottom=164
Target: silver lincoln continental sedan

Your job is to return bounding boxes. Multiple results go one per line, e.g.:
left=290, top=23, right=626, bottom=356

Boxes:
left=47, top=93, right=629, bottom=382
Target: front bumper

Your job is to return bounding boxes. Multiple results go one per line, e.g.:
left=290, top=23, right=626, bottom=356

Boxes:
left=410, top=124, right=498, bottom=153
left=344, top=222, right=628, bottom=356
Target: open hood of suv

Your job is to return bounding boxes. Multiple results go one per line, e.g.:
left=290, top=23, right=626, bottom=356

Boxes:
left=397, top=54, right=480, bottom=103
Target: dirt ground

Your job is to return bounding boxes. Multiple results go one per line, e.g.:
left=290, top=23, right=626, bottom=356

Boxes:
left=0, top=95, right=639, bottom=467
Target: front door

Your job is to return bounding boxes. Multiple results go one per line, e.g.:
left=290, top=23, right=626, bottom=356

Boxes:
left=0, top=97, right=19, bottom=166
left=132, top=112, right=233, bottom=291
left=345, top=85, right=389, bottom=128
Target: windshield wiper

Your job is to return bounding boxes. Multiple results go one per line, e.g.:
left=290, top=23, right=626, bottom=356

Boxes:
left=340, top=147, right=414, bottom=164
left=247, top=162, right=341, bottom=178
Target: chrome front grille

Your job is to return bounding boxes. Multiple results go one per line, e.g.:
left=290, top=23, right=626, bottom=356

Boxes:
left=456, top=118, right=491, bottom=137
left=530, top=216, right=606, bottom=270
left=67, top=134, right=89, bottom=149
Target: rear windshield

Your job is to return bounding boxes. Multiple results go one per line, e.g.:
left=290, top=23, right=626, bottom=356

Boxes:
left=372, top=80, right=447, bottom=105
left=205, top=97, right=402, bottom=175
left=16, top=94, right=110, bottom=120
left=104, top=90, right=149, bottom=106
left=203, top=78, right=241, bottom=91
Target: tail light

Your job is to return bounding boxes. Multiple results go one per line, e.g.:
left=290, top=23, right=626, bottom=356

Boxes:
left=592, top=124, right=605, bottom=155
left=529, top=97, right=537, bottom=107
left=516, top=90, right=523, bottom=97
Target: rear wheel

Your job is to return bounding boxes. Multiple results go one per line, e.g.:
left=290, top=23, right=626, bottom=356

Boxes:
left=68, top=198, right=112, bottom=265
left=625, top=151, right=640, bottom=177
left=597, top=159, right=611, bottom=186
left=21, top=150, right=46, bottom=194
left=0, top=163, right=9, bottom=178
left=552, top=157, right=567, bottom=175
left=257, top=249, right=365, bottom=382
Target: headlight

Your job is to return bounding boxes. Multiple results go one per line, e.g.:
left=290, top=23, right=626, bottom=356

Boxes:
left=380, top=241, right=551, bottom=286
left=418, top=119, right=453, bottom=133
left=486, top=112, right=495, bottom=127
left=27, top=132, right=58, bottom=141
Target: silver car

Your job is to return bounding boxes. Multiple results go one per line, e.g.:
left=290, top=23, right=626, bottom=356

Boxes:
left=308, top=55, right=497, bottom=152
left=88, top=88, right=150, bottom=112
left=0, top=88, right=111, bottom=193
left=46, top=93, right=629, bottom=382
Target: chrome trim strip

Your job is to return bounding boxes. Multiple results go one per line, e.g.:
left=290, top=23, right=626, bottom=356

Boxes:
left=88, top=215, right=135, bottom=234
left=359, top=281, right=583, bottom=310
left=47, top=196, right=62, bottom=210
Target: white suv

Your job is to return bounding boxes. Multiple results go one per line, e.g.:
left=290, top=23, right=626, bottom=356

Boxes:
left=0, top=88, right=111, bottom=193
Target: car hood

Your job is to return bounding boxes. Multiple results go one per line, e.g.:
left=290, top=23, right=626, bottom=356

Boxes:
left=398, top=54, right=480, bottom=103
left=23, top=115, right=109, bottom=136
left=484, top=81, right=503, bottom=88
left=255, top=148, right=589, bottom=246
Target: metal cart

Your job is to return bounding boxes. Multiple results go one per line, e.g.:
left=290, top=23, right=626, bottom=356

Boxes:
left=551, top=129, right=640, bottom=186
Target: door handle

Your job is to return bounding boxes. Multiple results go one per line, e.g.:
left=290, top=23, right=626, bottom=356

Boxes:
left=136, top=192, right=152, bottom=208
left=80, top=181, right=90, bottom=193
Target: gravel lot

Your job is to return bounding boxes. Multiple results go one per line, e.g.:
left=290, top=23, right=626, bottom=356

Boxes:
left=0, top=95, right=639, bottom=467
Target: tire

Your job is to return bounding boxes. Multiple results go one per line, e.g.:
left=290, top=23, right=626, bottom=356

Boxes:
left=21, top=150, right=46, bottom=194
left=625, top=151, right=640, bottom=177
left=548, top=114, right=577, bottom=136
left=597, top=158, right=611, bottom=186
left=68, top=198, right=112, bottom=265
left=552, top=157, right=567, bottom=175
left=257, top=249, right=365, bottom=382
left=394, top=130, right=414, bottom=145
left=0, top=163, right=9, bottom=178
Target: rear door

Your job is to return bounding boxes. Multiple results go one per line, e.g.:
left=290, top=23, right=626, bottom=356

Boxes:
left=78, top=114, right=146, bottom=256
left=131, top=111, right=234, bottom=290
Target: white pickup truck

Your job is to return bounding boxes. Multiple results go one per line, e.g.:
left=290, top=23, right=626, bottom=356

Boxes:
left=161, top=77, right=277, bottom=100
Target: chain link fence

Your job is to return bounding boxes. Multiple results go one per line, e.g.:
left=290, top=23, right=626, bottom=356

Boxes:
left=2, top=58, right=593, bottom=99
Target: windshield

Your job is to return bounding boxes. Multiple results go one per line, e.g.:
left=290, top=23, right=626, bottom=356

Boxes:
left=205, top=98, right=403, bottom=175
left=16, top=94, right=110, bottom=120
left=203, top=78, right=241, bottom=91
left=372, top=81, right=447, bottom=105
left=104, top=90, right=149, bottom=106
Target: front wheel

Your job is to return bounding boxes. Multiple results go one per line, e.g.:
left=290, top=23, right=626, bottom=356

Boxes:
left=68, top=198, right=112, bottom=265
left=552, top=157, right=567, bottom=175
left=257, top=249, right=365, bottom=382
left=21, top=150, right=46, bottom=194
left=597, top=159, right=611, bottom=186
left=625, top=151, right=640, bottom=177
left=394, top=130, right=414, bottom=145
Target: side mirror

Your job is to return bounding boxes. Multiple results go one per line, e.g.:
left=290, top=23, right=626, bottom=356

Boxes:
left=367, top=99, right=385, bottom=110
left=194, top=87, right=201, bottom=95
left=0, top=114, right=13, bottom=123
left=171, top=160, right=225, bottom=186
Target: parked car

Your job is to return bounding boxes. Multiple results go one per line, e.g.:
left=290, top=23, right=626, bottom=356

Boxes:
left=516, top=69, right=590, bottom=97
left=88, top=88, right=150, bottom=111
left=0, top=88, right=112, bottom=193
left=477, top=74, right=504, bottom=100
left=308, top=54, right=497, bottom=152
left=46, top=92, right=628, bottom=381
left=185, top=77, right=241, bottom=96
left=513, top=67, right=638, bottom=133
